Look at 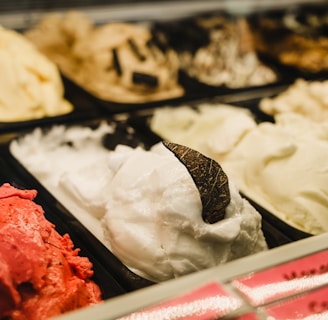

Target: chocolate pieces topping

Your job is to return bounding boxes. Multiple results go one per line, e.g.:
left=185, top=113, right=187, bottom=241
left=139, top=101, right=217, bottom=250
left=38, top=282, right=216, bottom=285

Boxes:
left=112, top=48, right=122, bottom=76
left=132, top=72, right=158, bottom=88
left=128, top=38, right=146, bottom=61
left=162, top=141, right=231, bottom=224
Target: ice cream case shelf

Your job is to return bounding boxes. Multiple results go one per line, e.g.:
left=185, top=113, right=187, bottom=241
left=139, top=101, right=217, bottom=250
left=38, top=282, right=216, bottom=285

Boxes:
left=54, top=232, right=328, bottom=320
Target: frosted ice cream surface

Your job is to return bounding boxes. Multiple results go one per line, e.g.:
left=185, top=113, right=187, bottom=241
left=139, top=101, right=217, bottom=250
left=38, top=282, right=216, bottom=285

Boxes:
left=10, top=123, right=267, bottom=283
left=0, top=183, right=102, bottom=320
left=0, top=26, right=73, bottom=122
left=150, top=104, right=328, bottom=235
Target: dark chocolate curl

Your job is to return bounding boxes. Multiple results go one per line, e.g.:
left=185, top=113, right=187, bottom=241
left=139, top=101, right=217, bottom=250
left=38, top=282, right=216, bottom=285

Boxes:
left=162, top=141, right=231, bottom=224
left=112, top=48, right=122, bottom=76
left=132, top=72, right=158, bottom=88
left=128, top=38, right=146, bottom=61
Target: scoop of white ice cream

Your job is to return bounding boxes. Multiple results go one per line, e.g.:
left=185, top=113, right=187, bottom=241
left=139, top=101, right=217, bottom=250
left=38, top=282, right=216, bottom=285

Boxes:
left=0, top=26, right=73, bottom=122
left=102, top=143, right=267, bottom=282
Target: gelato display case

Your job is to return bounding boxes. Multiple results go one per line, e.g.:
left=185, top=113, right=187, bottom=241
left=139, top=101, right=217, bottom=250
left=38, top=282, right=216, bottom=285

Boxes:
left=0, top=0, right=327, bottom=319
left=53, top=232, right=328, bottom=320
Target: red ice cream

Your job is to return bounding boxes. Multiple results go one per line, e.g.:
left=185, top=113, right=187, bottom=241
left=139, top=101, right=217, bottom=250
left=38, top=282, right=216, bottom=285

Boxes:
left=0, top=183, right=102, bottom=320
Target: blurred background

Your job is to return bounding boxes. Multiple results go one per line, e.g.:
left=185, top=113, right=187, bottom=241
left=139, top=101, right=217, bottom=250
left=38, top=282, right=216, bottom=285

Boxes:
left=2, top=0, right=327, bottom=29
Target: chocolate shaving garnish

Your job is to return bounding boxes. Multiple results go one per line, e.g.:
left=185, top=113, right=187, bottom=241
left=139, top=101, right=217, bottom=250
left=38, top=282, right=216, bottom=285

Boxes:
left=132, top=72, right=158, bottom=88
left=112, top=48, right=122, bottom=76
left=163, top=141, right=231, bottom=224
left=128, top=38, right=146, bottom=61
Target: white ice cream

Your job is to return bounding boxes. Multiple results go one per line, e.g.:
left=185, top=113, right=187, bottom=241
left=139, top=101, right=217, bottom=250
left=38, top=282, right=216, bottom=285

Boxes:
left=259, top=79, right=328, bottom=122
left=102, top=143, right=267, bottom=282
left=0, top=26, right=73, bottom=122
left=10, top=122, right=267, bottom=282
left=150, top=104, right=328, bottom=235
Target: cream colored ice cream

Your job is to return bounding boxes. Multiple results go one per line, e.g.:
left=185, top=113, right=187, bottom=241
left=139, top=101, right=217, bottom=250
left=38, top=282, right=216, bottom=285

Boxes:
left=150, top=104, right=328, bottom=235
left=25, top=11, right=184, bottom=103
left=0, top=26, right=73, bottom=122
left=259, top=79, right=328, bottom=122
left=220, top=113, right=328, bottom=235
left=10, top=122, right=267, bottom=283
left=150, top=103, right=258, bottom=160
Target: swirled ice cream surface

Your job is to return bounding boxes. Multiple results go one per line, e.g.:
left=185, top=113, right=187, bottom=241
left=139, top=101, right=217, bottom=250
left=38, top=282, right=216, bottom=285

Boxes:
left=10, top=121, right=267, bottom=282
left=150, top=103, right=328, bottom=235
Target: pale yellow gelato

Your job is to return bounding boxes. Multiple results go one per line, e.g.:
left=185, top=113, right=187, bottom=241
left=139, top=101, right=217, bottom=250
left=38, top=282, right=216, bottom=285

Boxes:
left=259, top=79, right=328, bottom=122
left=150, top=104, right=328, bottom=235
left=0, top=26, right=73, bottom=122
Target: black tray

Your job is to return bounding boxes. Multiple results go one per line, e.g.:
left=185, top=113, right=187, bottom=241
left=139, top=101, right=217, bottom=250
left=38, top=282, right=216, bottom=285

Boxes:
left=0, top=137, right=155, bottom=295
left=0, top=81, right=103, bottom=135
left=61, top=70, right=217, bottom=115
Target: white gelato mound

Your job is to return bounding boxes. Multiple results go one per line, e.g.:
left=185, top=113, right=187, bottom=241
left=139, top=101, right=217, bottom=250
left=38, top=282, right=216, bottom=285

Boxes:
left=102, top=143, right=267, bottom=282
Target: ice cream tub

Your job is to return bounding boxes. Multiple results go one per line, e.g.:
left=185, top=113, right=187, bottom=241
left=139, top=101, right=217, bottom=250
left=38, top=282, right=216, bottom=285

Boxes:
left=3, top=116, right=291, bottom=287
